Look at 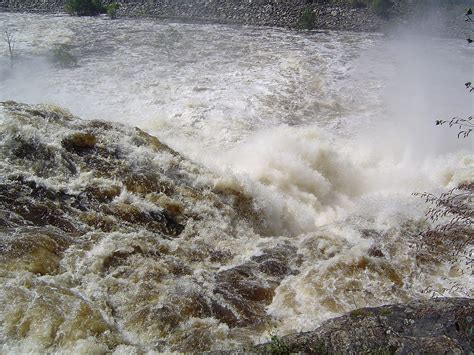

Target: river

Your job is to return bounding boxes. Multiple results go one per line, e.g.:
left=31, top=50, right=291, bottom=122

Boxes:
left=0, top=12, right=472, bottom=353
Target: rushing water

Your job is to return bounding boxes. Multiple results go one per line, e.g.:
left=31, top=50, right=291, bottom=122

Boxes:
left=0, top=12, right=473, bottom=353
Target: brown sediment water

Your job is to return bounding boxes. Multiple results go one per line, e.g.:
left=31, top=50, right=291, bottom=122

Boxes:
left=0, top=12, right=472, bottom=353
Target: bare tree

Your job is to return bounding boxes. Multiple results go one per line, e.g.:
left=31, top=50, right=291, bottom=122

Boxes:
left=435, top=116, right=473, bottom=139
left=436, top=8, right=474, bottom=139
left=413, top=8, right=474, bottom=295
left=3, top=28, right=15, bottom=68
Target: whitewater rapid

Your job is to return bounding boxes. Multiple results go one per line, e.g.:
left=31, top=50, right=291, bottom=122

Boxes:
left=0, top=12, right=472, bottom=353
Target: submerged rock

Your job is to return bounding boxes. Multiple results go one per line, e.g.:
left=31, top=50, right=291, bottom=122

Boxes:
left=62, top=132, right=97, bottom=152
left=0, top=101, right=471, bottom=353
left=0, top=101, right=282, bottom=352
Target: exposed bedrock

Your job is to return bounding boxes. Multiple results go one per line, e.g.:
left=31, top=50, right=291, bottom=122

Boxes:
left=226, top=298, right=474, bottom=354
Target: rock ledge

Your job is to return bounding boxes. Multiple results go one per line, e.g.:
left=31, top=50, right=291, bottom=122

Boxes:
left=238, top=298, right=474, bottom=354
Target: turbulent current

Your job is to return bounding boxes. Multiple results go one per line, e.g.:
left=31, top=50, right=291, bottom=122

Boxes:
left=0, top=12, right=473, bottom=353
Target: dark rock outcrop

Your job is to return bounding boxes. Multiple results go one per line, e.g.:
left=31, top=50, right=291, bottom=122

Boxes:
left=250, top=298, right=474, bottom=354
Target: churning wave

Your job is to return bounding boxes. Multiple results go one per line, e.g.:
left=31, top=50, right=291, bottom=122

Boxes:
left=0, top=101, right=471, bottom=353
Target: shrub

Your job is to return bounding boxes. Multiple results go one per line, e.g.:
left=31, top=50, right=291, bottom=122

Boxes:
left=107, top=2, right=120, bottom=19
left=261, top=334, right=290, bottom=354
left=414, top=182, right=473, bottom=277
left=65, top=0, right=106, bottom=16
left=298, top=8, right=316, bottom=30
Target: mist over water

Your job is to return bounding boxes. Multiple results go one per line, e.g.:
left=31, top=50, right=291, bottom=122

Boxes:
left=0, top=11, right=472, bottom=353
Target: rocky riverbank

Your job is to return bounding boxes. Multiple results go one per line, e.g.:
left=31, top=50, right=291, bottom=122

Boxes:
left=1, top=0, right=397, bottom=32
left=112, top=0, right=388, bottom=31
left=3, top=0, right=471, bottom=34
left=3, top=0, right=472, bottom=36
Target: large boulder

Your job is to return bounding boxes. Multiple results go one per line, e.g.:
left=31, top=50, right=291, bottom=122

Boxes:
left=251, top=298, right=473, bottom=354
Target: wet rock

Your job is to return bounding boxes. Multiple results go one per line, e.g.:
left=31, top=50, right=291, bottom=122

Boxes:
left=213, top=184, right=267, bottom=236
left=360, top=228, right=382, bottom=240
left=1, top=282, right=119, bottom=348
left=123, top=173, right=174, bottom=195
left=0, top=101, right=290, bottom=351
left=251, top=244, right=297, bottom=278
left=208, top=249, right=233, bottom=263
left=78, top=212, right=117, bottom=232
left=62, top=132, right=97, bottom=153
left=0, top=177, right=82, bottom=235
left=368, top=245, right=385, bottom=258
left=213, top=244, right=297, bottom=327
left=134, top=127, right=177, bottom=156
left=217, top=266, right=275, bottom=303
left=214, top=264, right=274, bottom=327
left=104, top=202, right=184, bottom=237
left=147, top=193, right=185, bottom=219
left=11, top=134, right=54, bottom=161
left=84, top=184, right=121, bottom=203
left=250, top=298, right=474, bottom=354
left=102, top=245, right=145, bottom=272
left=79, top=149, right=120, bottom=177
left=0, top=227, right=71, bottom=275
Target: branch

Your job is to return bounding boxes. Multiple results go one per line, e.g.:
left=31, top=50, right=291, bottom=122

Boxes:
left=435, top=116, right=473, bottom=138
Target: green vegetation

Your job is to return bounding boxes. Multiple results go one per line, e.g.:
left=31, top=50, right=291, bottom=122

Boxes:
left=350, top=308, right=374, bottom=318
left=298, top=8, right=316, bottom=30
left=65, top=0, right=106, bottom=16
left=107, top=2, right=120, bottom=19
left=50, top=44, right=77, bottom=68
left=260, top=333, right=290, bottom=354
left=379, top=308, right=393, bottom=316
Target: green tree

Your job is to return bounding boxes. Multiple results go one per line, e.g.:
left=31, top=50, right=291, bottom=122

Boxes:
left=297, top=8, right=316, bottom=30
left=65, top=0, right=106, bottom=16
left=107, top=2, right=120, bottom=19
